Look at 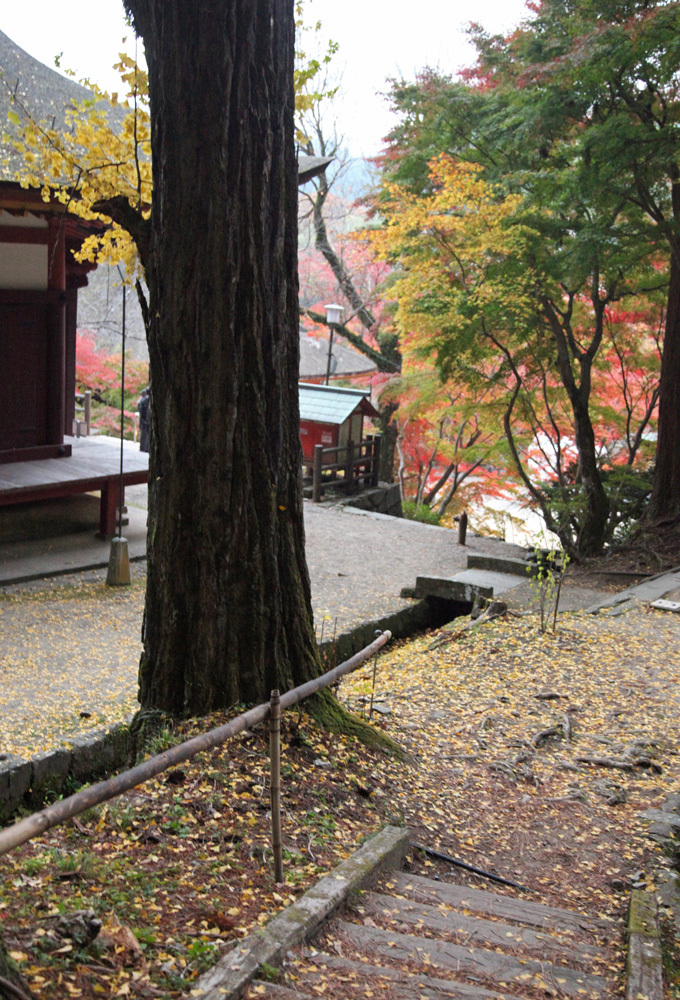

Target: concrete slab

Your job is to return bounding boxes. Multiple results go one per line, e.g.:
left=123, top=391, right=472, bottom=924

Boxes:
left=415, top=569, right=527, bottom=603
left=504, top=580, right=610, bottom=613
left=586, top=569, right=680, bottom=613
left=624, top=571, right=680, bottom=601
left=466, top=552, right=537, bottom=577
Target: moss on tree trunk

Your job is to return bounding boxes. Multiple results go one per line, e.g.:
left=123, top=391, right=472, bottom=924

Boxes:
left=308, top=689, right=406, bottom=759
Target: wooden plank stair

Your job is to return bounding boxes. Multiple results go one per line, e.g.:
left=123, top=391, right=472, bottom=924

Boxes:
left=246, top=872, right=613, bottom=1000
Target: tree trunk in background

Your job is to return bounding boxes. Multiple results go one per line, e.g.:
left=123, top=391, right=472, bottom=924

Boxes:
left=648, top=242, right=680, bottom=522
left=125, top=0, right=320, bottom=714
left=377, top=400, right=399, bottom=483
left=307, top=168, right=400, bottom=482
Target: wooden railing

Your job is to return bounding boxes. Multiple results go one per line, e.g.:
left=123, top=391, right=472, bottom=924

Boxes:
left=0, top=632, right=391, bottom=884
left=303, top=434, right=381, bottom=502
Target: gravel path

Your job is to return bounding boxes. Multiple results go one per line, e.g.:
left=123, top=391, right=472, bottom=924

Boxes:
left=0, top=500, right=529, bottom=758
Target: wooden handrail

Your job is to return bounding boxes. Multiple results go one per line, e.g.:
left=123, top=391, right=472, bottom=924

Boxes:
left=306, top=436, right=381, bottom=501
left=0, top=631, right=392, bottom=857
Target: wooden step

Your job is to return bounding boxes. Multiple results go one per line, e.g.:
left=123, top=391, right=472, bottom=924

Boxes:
left=297, top=952, right=531, bottom=999
left=388, top=872, right=608, bottom=935
left=335, top=919, right=609, bottom=997
left=361, top=890, right=606, bottom=965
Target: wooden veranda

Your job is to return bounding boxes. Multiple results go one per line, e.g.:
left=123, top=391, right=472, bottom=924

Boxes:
left=0, top=436, right=148, bottom=538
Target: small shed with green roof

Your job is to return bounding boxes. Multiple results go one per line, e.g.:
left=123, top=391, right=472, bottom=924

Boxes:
left=299, top=382, right=378, bottom=461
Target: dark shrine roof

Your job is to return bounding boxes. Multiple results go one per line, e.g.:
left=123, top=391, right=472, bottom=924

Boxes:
left=297, top=155, right=334, bottom=184
left=0, top=30, right=331, bottom=186
left=0, top=29, right=103, bottom=179
left=299, top=332, right=377, bottom=380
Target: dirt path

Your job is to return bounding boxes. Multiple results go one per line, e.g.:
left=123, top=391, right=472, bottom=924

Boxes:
left=336, top=600, right=680, bottom=993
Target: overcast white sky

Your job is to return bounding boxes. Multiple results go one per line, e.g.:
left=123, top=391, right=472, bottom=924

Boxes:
left=2, top=1, right=528, bottom=156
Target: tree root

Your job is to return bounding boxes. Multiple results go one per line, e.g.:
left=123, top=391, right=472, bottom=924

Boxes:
left=428, top=601, right=508, bottom=651
left=0, top=937, right=35, bottom=1000
left=576, top=755, right=634, bottom=771
left=307, top=689, right=408, bottom=760
left=531, top=712, right=572, bottom=747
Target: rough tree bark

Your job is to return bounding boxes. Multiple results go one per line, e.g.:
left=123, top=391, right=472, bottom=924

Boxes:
left=123, top=0, right=320, bottom=713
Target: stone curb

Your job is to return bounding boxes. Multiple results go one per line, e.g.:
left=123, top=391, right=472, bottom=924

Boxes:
left=0, top=552, right=148, bottom=589
left=0, top=598, right=452, bottom=825
left=318, top=598, right=449, bottom=667
left=187, top=824, right=410, bottom=1000
left=0, top=721, right=133, bottom=823
left=626, top=890, right=664, bottom=1000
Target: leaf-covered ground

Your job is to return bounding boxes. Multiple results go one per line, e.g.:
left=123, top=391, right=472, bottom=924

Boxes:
left=2, top=600, right=679, bottom=998
left=0, top=578, right=144, bottom=757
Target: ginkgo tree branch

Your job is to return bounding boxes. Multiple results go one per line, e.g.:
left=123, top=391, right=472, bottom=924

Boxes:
left=90, top=196, right=151, bottom=271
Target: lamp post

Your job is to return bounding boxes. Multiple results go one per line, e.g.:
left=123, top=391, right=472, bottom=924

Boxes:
left=324, top=302, right=344, bottom=385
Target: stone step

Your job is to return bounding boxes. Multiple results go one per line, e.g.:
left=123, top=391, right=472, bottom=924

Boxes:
left=467, top=553, right=537, bottom=577
left=336, top=920, right=609, bottom=997
left=361, top=890, right=606, bottom=964
left=415, top=569, right=527, bottom=603
left=246, top=983, right=315, bottom=999
left=389, top=872, right=608, bottom=935
left=298, top=952, right=531, bottom=999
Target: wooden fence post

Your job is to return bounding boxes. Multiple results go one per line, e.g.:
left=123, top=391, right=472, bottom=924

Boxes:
left=458, top=511, right=468, bottom=546
left=345, top=439, right=355, bottom=487
left=312, top=444, right=324, bottom=503
left=269, top=689, right=283, bottom=883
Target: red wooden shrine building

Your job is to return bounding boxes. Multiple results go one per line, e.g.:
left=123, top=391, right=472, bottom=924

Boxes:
left=0, top=29, right=151, bottom=535
left=0, top=182, right=97, bottom=462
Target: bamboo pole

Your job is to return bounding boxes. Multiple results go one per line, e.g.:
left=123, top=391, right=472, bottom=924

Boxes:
left=0, top=631, right=391, bottom=857
left=269, top=690, right=283, bottom=883
left=369, top=630, right=381, bottom=719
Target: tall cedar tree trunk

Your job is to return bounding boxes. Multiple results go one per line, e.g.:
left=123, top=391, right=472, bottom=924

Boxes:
left=124, top=0, right=320, bottom=714
left=648, top=237, right=680, bottom=522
